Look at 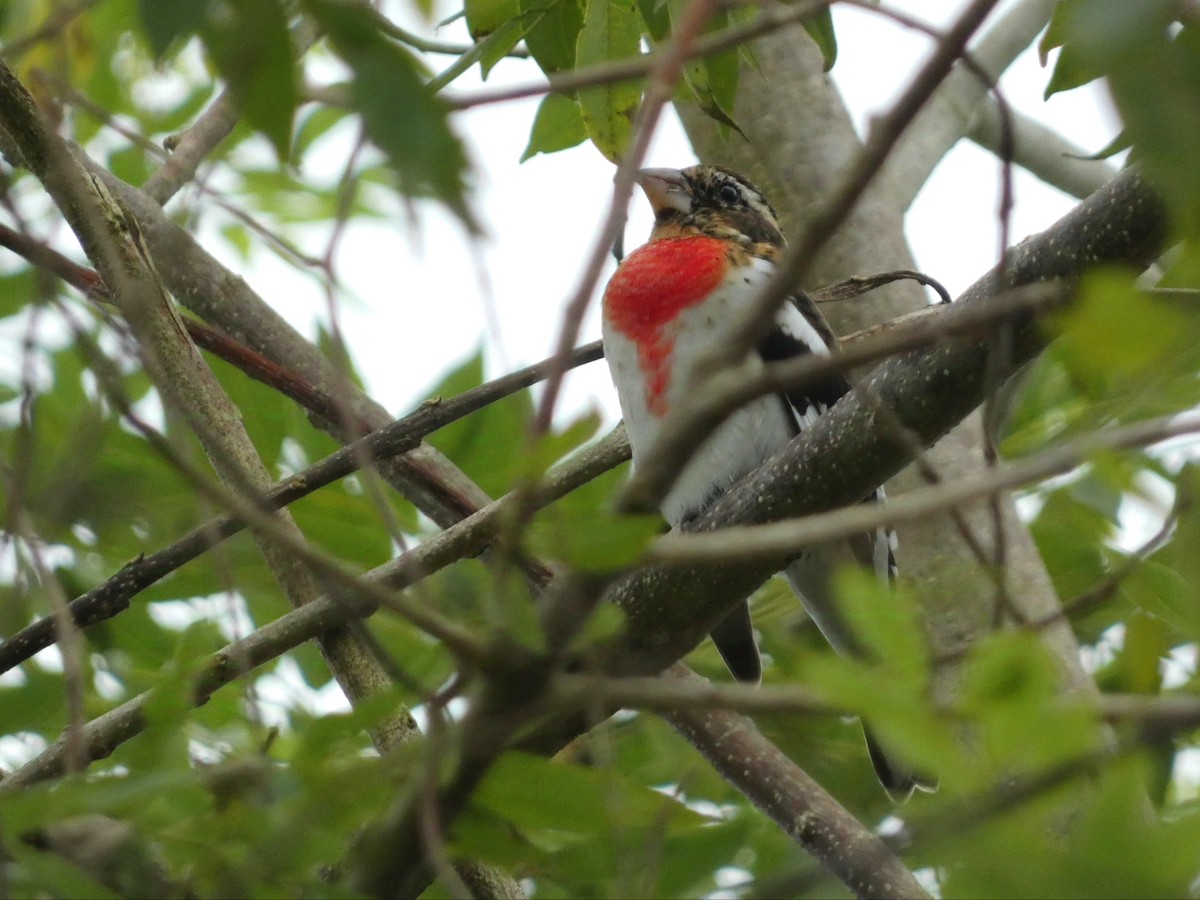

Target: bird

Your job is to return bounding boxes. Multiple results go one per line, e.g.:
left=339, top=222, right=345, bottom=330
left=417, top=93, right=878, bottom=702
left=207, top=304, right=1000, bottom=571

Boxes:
left=600, top=164, right=927, bottom=797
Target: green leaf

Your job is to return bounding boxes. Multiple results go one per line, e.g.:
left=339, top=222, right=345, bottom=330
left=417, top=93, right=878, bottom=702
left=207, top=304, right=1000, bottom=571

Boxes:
left=429, top=19, right=526, bottom=90
left=576, top=0, right=643, bottom=162
left=1045, top=271, right=1200, bottom=428
left=1041, top=0, right=1176, bottom=97
left=1029, top=486, right=1114, bottom=618
left=305, top=0, right=476, bottom=228
left=634, top=0, right=668, bottom=41
left=1043, top=41, right=1104, bottom=98
left=1107, top=25, right=1200, bottom=236
left=423, top=350, right=535, bottom=496
left=528, top=506, right=659, bottom=571
left=465, top=0, right=520, bottom=37
left=801, top=6, right=836, bottom=71
left=470, top=751, right=704, bottom=835
left=532, top=502, right=647, bottom=571
left=522, top=0, right=585, bottom=72
left=1037, top=0, right=1070, bottom=64
left=292, top=104, right=352, bottom=161
left=522, top=92, right=588, bottom=160
left=6, top=842, right=122, bottom=900
left=136, top=0, right=207, bottom=58
left=683, top=56, right=743, bottom=138
left=0, top=266, right=38, bottom=320
left=197, top=0, right=297, bottom=159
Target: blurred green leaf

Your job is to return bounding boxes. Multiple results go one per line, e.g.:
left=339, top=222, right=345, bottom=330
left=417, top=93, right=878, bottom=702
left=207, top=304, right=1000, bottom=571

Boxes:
left=6, top=842, right=122, bottom=900
left=801, top=6, right=837, bottom=71
left=576, top=0, right=642, bottom=162
left=522, top=92, right=588, bottom=160
left=1043, top=40, right=1104, bottom=98
left=137, top=0, right=207, bottom=58
left=430, top=19, right=527, bottom=89
left=192, top=0, right=297, bottom=159
left=522, top=0, right=584, bottom=72
left=292, top=104, right=353, bottom=161
left=634, top=0, right=668, bottom=41
left=466, top=0, right=519, bottom=37
left=0, top=266, right=39, bottom=320
left=1030, top=484, right=1115, bottom=610
left=423, top=350, right=534, bottom=496
left=306, top=0, right=476, bottom=227
left=1030, top=273, right=1200, bottom=435
left=528, top=506, right=659, bottom=571
left=468, top=750, right=705, bottom=837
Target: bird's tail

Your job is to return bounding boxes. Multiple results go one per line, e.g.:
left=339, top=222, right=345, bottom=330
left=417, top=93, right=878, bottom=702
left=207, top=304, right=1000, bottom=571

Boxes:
left=784, top=541, right=935, bottom=798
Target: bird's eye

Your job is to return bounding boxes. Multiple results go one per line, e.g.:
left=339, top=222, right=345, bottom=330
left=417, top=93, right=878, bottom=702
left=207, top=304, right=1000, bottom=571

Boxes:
left=718, top=183, right=741, bottom=204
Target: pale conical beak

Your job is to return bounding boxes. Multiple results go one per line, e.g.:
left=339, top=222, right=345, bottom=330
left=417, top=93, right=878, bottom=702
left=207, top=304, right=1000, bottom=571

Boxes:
left=637, top=168, right=692, bottom=217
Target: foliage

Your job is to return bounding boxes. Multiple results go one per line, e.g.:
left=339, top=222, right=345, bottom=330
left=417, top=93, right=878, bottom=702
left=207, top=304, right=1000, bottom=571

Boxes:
left=0, top=0, right=1198, bottom=898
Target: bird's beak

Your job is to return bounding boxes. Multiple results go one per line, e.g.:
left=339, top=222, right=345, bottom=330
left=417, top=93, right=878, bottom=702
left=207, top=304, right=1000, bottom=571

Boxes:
left=636, top=168, right=691, bottom=217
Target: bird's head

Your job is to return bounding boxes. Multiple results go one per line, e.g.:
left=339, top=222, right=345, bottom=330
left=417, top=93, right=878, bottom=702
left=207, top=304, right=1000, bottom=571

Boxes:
left=636, top=165, right=784, bottom=248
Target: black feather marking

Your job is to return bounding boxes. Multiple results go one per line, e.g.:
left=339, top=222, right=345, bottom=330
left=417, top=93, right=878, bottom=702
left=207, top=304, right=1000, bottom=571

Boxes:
left=710, top=601, right=761, bottom=683
left=758, top=298, right=849, bottom=428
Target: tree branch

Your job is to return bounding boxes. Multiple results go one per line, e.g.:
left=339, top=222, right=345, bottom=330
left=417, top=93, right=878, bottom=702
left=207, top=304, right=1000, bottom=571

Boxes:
left=662, top=666, right=931, bottom=900
left=968, top=99, right=1119, bottom=200
left=651, top=412, right=1200, bottom=566
left=874, top=0, right=1059, bottom=212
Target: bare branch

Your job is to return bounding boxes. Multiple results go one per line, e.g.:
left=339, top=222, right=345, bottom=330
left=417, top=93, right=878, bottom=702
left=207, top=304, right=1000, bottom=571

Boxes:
left=968, top=99, right=1119, bottom=200
left=662, top=666, right=931, bottom=900
left=143, top=90, right=238, bottom=205
left=871, top=0, right=1058, bottom=211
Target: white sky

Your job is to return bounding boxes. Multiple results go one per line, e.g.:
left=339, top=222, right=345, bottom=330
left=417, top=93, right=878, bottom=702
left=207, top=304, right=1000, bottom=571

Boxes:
left=220, top=0, right=1122, bottom=430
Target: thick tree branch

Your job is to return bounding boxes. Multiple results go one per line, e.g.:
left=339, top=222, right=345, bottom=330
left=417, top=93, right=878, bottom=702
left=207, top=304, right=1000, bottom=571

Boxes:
left=662, top=666, right=931, bottom=900
left=652, top=412, right=1200, bottom=565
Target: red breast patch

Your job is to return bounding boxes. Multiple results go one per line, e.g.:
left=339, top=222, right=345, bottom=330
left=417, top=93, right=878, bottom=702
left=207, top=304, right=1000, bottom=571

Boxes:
left=603, top=236, right=728, bottom=415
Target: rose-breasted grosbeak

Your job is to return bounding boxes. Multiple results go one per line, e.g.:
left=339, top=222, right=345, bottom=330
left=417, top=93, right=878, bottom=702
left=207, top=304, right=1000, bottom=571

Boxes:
left=602, top=164, right=923, bottom=796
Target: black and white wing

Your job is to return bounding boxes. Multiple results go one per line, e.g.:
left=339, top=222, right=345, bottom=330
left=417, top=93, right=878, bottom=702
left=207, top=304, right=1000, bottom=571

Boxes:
left=767, top=292, right=897, bottom=603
